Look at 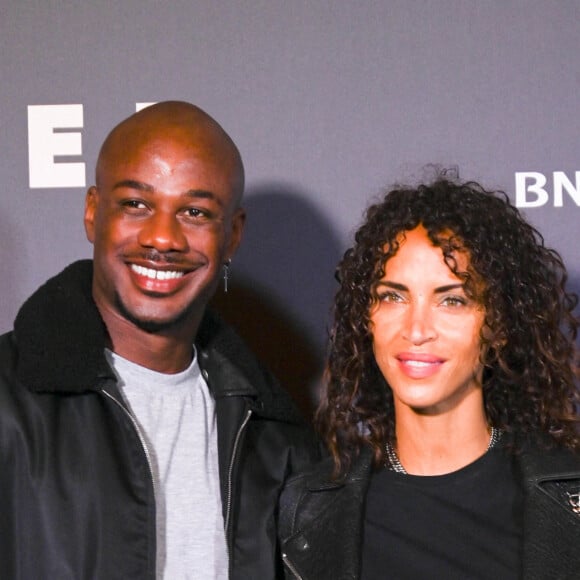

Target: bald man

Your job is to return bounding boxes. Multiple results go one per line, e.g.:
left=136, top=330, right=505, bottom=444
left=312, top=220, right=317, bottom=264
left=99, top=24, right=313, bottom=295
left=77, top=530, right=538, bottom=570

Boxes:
left=0, top=102, right=317, bottom=579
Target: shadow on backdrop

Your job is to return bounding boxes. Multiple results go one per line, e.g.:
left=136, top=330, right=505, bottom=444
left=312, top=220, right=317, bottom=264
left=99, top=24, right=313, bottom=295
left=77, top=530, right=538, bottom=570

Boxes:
left=211, top=184, right=343, bottom=419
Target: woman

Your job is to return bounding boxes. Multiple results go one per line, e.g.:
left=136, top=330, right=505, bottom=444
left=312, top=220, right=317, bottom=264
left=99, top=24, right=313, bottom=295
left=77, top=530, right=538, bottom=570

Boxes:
left=279, top=178, right=580, bottom=579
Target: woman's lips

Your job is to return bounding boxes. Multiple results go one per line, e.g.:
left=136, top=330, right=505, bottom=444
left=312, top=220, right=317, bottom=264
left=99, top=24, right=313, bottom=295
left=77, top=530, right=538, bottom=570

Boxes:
left=396, top=353, right=445, bottom=379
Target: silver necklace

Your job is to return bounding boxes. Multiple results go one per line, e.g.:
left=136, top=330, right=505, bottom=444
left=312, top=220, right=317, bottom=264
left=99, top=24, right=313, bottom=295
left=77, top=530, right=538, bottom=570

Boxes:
left=384, top=427, right=503, bottom=474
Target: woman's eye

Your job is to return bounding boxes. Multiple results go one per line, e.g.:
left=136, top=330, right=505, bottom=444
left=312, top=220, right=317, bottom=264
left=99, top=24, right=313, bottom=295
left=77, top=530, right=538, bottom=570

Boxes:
left=441, top=295, right=467, bottom=307
left=380, top=291, right=404, bottom=303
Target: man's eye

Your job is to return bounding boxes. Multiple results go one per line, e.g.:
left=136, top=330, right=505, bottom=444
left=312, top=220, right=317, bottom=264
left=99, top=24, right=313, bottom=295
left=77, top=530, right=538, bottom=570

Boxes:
left=184, top=208, right=209, bottom=219
left=122, top=200, right=147, bottom=210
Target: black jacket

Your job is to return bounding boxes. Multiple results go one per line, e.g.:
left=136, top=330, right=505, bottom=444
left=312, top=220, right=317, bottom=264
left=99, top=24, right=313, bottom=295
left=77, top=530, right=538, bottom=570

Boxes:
left=0, top=260, right=318, bottom=579
left=279, top=445, right=580, bottom=579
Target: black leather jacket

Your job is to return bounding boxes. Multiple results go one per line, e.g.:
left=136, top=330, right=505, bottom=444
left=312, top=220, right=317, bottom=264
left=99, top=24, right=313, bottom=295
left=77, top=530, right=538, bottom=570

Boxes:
left=279, top=445, right=580, bottom=579
left=0, top=260, right=318, bottom=579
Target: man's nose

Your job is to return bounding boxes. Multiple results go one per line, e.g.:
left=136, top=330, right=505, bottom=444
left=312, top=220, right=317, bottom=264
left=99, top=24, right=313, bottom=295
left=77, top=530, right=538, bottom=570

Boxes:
left=137, top=212, right=188, bottom=252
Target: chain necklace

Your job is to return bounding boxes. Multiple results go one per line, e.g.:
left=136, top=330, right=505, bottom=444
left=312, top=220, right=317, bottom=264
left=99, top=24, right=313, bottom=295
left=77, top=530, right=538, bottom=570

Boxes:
left=384, top=427, right=503, bottom=474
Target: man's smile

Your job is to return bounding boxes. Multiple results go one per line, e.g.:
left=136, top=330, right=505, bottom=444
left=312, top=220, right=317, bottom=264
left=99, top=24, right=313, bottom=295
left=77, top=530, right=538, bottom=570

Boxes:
left=130, top=264, right=185, bottom=280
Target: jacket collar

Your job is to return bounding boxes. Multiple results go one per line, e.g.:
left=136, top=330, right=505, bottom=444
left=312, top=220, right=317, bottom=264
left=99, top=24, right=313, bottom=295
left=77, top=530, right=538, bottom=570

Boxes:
left=14, top=260, right=113, bottom=393
left=13, top=260, right=305, bottom=424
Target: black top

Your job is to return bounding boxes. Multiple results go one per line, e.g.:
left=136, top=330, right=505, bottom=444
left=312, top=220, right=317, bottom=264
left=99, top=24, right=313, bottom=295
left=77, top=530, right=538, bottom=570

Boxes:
left=361, top=444, right=523, bottom=580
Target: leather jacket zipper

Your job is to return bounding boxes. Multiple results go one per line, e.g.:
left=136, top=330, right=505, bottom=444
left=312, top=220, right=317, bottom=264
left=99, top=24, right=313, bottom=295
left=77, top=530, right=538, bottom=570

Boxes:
left=282, top=552, right=303, bottom=580
left=225, top=407, right=253, bottom=563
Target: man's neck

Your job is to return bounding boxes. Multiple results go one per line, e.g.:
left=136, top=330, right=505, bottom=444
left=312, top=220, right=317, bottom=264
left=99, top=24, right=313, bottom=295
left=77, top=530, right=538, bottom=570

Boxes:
left=99, top=307, right=201, bottom=374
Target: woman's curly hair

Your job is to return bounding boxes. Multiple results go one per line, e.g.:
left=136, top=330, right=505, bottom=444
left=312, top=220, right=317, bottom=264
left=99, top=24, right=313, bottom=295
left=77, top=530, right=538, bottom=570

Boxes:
left=317, top=177, right=580, bottom=475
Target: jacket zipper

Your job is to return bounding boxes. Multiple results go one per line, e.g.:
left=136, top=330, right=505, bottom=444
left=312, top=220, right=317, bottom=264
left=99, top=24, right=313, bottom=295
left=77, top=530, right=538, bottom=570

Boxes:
left=101, top=389, right=158, bottom=500
left=225, top=407, right=253, bottom=562
left=282, top=552, right=303, bottom=580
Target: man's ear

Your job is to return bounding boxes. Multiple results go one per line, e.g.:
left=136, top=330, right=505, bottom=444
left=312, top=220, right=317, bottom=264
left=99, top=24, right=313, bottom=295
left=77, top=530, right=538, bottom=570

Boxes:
left=226, top=207, right=246, bottom=259
left=84, top=186, right=99, bottom=243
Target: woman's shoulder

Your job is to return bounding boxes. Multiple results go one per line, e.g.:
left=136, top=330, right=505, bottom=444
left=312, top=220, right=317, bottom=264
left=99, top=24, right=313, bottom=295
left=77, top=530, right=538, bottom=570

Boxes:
left=278, top=448, right=374, bottom=580
left=279, top=447, right=373, bottom=535
left=518, top=440, right=580, bottom=482
left=282, top=446, right=374, bottom=493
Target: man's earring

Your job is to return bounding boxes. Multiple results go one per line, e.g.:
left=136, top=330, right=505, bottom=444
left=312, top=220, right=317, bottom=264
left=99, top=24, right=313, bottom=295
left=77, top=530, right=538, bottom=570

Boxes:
left=223, top=259, right=232, bottom=293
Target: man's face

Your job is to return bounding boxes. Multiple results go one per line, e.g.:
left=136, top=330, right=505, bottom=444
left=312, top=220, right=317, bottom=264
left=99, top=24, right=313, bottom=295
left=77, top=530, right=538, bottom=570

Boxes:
left=84, top=133, right=244, bottom=334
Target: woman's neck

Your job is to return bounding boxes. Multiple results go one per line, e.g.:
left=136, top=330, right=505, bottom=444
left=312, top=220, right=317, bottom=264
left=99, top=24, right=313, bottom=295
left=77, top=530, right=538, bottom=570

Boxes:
left=393, top=403, right=491, bottom=476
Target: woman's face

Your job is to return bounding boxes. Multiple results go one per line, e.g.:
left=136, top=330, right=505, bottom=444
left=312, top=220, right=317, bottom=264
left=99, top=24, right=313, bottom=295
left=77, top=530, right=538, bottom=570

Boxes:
left=369, top=226, right=486, bottom=418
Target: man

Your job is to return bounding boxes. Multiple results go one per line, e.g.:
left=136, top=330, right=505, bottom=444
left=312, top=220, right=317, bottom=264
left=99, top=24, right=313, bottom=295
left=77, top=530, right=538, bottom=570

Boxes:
left=0, top=101, right=317, bottom=579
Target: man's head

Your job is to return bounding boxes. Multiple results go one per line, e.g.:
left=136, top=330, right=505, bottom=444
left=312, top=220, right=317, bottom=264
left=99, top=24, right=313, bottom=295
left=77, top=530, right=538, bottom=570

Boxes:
left=84, top=101, right=245, bottom=336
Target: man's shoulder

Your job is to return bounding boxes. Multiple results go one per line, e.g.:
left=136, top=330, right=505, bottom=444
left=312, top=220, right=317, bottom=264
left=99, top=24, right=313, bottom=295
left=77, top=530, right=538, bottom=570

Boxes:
left=197, top=309, right=307, bottom=422
left=11, top=260, right=110, bottom=394
left=0, top=330, right=35, bottom=419
left=0, top=330, right=18, bottom=377
left=14, top=260, right=96, bottom=344
left=196, top=308, right=264, bottom=374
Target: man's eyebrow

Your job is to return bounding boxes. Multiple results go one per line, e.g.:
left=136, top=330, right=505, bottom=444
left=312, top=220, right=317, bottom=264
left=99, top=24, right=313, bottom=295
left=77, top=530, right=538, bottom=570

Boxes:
left=113, top=180, right=154, bottom=192
left=376, top=281, right=464, bottom=293
left=185, top=189, right=223, bottom=207
left=112, top=181, right=223, bottom=206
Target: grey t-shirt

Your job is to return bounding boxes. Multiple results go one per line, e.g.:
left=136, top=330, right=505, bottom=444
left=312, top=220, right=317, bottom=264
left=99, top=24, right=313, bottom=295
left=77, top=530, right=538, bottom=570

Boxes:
left=105, top=348, right=228, bottom=579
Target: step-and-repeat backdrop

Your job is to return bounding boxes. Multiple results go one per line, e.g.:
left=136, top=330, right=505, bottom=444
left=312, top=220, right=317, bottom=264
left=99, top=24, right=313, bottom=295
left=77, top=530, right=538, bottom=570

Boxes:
left=2, top=2, right=578, bottom=411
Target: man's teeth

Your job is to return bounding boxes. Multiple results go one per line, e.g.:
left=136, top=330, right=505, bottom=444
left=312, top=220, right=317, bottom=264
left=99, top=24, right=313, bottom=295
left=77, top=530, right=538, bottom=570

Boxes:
left=131, top=265, right=184, bottom=280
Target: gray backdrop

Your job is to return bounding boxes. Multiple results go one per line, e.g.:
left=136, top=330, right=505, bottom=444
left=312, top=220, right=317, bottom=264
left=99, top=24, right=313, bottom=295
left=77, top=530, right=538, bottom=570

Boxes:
left=2, top=1, right=579, bottom=413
